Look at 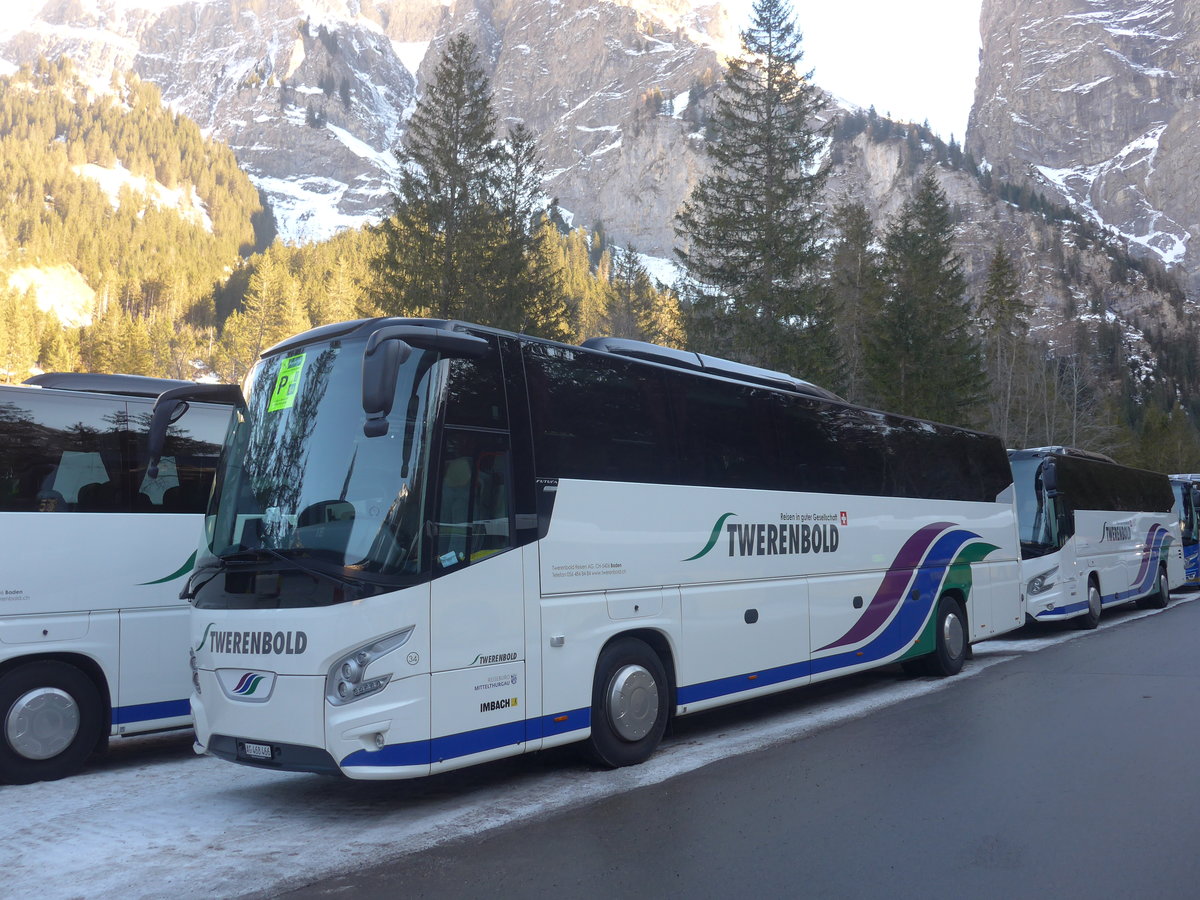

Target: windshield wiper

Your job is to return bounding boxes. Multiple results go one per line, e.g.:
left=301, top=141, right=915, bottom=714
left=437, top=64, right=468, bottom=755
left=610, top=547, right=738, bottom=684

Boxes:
left=218, top=546, right=362, bottom=593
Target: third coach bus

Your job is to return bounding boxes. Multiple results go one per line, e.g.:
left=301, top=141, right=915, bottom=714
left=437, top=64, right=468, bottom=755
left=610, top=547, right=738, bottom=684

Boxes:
left=1010, top=446, right=1182, bottom=628
left=154, top=318, right=1025, bottom=779
left=1170, top=474, right=1200, bottom=588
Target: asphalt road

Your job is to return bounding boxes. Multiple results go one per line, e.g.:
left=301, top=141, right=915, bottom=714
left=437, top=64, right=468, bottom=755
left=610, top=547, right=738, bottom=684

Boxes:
left=281, top=598, right=1200, bottom=899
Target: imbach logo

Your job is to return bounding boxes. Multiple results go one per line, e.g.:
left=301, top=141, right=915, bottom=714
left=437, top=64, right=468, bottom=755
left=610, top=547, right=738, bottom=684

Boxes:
left=685, top=512, right=841, bottom=561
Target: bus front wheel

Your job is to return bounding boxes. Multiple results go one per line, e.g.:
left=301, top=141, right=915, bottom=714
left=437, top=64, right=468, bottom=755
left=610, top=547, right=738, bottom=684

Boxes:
left=586, top=637, right=669, bottom=769
left=0, top=661, right=104, bottom=784
left=1137, top=567, right=1170, bottom=610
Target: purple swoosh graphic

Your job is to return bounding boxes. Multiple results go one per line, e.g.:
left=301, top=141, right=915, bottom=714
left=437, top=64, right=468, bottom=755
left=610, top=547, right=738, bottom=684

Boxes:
left=817, top=521, right=953, bottom=652
left=234, top=672, right=255, bottom=693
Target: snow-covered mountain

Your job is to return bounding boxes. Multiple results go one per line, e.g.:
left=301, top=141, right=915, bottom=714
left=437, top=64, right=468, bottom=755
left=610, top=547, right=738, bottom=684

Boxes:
left=0, top=0, right=734, bottom=249
left=967, top=0, right=1200, bottom=295
left=1, top=0, right=424, bottom=242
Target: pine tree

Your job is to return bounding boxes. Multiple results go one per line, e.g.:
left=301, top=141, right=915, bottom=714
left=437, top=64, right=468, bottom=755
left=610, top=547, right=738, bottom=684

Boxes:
left=215, top=246, right=310, bottom=382
left=866, top=169, right=986, bottom=426
left=374, top=33, right=502, bottom=322
left=674, top=0, right=835, bottom=383
left=827, top=200, right=885, bottom=403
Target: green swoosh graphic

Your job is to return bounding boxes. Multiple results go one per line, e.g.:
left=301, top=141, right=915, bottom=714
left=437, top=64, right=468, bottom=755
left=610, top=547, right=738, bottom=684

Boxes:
left=139, top=550, right=197, bottom=586
left=194, top=621, right=214, bottom=653
left=684, top=512, right=737, bottom=561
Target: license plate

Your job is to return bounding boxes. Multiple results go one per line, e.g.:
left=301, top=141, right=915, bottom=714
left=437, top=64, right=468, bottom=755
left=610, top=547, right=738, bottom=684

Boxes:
left=241, top=741, right=273, bottom=761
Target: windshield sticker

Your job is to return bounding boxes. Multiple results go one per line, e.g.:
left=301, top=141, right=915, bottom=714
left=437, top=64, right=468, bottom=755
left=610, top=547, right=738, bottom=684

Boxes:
left=268, top=353, right=307, bottom=412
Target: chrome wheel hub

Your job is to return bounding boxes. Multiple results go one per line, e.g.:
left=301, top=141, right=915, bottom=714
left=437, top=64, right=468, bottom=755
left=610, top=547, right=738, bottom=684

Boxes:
left=5, top=688, right=79, bottom=760
left=607, top=664, right=658, bottom=742
left=943, top=610, right=965, bottom=661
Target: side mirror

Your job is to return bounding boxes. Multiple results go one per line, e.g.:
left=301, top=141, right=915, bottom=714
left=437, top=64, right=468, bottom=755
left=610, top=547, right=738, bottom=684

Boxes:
left=1040, top=462, right=1058, bottom=495
left=360, top=324, right=490, bottom=437
left=362, top=337, right=412, bottom=437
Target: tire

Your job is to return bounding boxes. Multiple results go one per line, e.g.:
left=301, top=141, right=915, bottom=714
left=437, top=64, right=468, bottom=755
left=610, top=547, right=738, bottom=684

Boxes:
left=1077, top=580, right=1102, bottom=629
left=1138, top=567, right=1170, bottom=610
left=586, top=637, right=669, bottom=769
left=0, top=661, right=104, bottom=785
left=925, top=594, right=968, bottom=677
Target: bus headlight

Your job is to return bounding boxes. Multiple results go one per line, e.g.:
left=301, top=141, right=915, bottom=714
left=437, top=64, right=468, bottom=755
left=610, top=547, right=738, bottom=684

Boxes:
left=189, top=648, right=201, bottom=696
left=1028, top=567, right=1058, bottom=596
left=326, top=627, right=415, bottom=706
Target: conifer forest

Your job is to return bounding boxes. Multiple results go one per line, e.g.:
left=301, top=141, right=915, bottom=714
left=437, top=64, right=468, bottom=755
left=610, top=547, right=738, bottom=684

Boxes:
left=1, top=0, right=1199, bottom=473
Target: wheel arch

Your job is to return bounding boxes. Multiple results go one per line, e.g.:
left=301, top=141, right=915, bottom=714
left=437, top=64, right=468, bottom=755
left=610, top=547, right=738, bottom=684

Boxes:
left=0, top=652, right=112, bottom=731
left=595, top=628, right=677, bottom=711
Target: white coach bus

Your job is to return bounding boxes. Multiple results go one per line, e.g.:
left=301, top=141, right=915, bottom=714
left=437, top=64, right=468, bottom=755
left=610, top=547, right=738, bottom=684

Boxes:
left=1170, top=474, right=1200, bottom=589
left=153, top=319, right=1024, bottom=780
left=0, top=373, right=233, bottom=783
left=1010, top=447, right=1183, bottom=628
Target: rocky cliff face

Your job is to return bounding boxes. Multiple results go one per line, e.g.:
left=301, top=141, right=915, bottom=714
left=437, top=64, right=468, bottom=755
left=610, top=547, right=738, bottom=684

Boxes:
left=1, top=0, right=419, bottom=242
left=967, top=0, right=1200, bottom=295
left=420, top=0, right=734, bottom=256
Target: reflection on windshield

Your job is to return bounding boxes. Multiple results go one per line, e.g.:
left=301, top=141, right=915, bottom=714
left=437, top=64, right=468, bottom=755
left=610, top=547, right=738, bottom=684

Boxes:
left=1012, top=457, right=1061, bottom=557
left=204, top=339, right=436, bottom=581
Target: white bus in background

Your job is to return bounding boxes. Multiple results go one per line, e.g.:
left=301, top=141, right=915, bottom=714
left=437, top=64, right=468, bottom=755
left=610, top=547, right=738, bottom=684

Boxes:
left=154, top=319, right=1025, bottom=781
left=1170, top=474, right=1200, bottom=589
left=0, top=373, right=233, bottom=783
left=1009, top=447, right=1183, bottom=628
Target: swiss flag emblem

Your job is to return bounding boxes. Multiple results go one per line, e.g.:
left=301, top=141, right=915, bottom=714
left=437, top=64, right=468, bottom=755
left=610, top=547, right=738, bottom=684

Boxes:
left=839, top=511, right=848, bottom=526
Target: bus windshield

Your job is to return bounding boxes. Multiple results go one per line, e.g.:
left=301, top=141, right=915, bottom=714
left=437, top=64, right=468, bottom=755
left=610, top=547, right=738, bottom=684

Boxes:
left=1175, top=481, right=1198, bottom=543
left=203, top=337, right=437, bottom=586
left=1011, top=456, right=1061, bottom=558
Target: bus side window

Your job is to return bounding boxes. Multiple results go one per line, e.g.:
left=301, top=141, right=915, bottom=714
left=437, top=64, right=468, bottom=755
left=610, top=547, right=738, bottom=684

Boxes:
left=0, top=393, right=123, bottom=512
left=128, top=403, right=228, bottom=513
left=434, top=430, right=513, bottom=569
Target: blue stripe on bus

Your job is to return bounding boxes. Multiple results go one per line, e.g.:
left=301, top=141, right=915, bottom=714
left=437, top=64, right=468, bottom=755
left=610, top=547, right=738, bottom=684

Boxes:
left=1040, top=529, right=1173, bottom=617
left=677, top=660, right=812, bottom=705
left=111, top=698, right=190, bottom=726
left=339, top=708, right=591, bottom=769
left=342, top=531, right=988, bottom=769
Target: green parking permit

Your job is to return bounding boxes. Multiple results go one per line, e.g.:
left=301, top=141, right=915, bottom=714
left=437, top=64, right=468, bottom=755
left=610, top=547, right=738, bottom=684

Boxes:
left=268, top=353, right=306, bottom=412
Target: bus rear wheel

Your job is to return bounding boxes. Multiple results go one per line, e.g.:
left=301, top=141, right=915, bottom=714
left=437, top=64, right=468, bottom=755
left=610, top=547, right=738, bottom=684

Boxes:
left=586, top=637, right=669, bottom=768
left=1138, top=567, right=1170, bottom=610
left=0, top=661, right=103, bottom=784
left=925, top=594, right=967, bottom=677
left=1077, top=581, right=1102, bottom=629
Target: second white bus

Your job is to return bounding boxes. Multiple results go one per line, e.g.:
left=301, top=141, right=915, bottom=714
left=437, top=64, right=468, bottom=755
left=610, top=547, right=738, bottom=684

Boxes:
left=1010, top=446, right=1183, bottom=628
left=0, top=373, right=232, bottom=783
left=156, top=319, right=1026, bottom=779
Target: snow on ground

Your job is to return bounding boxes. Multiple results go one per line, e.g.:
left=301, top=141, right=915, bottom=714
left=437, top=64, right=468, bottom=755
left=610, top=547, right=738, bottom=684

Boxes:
left=73, top=162, right=213, bottom=232
left=639, top=251, right=680, bottom=288
left=392, top=40, right=429, bottom=78
left=7, top=264, right=96, bottom=327
left=2, top=595, right=1193, bottom=900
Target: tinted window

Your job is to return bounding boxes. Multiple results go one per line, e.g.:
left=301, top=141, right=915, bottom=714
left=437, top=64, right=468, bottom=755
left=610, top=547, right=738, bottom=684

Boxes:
left=0, top=388, right=226, bottom=514
left=433, top=428, right=513, bottom=570
left=1057, top=456, right=1173, bottom=513
left=442, top=349, right=507, bottom=429
left=128, top=402, right=228, bottom=513
left=0, top=390, right=124, bottom=512
left=524, top=345, right=673, bottom=483
left=669, top=373, right=778, bottom=489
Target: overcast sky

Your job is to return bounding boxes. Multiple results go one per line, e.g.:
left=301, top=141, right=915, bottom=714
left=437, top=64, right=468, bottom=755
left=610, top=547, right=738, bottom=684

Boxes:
left=727, top=0, right=985, bottom=142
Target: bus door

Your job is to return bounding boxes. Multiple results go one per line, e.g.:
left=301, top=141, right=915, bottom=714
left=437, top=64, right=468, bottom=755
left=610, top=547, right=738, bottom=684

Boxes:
left=428, top=412, right=524, bottom=768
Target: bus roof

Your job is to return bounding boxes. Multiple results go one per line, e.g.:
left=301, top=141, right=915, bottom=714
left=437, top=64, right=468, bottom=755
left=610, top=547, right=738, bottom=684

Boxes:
left=21, top=373, right=199, bottom=399
left=1008, top=446, right=1117, bottom=464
